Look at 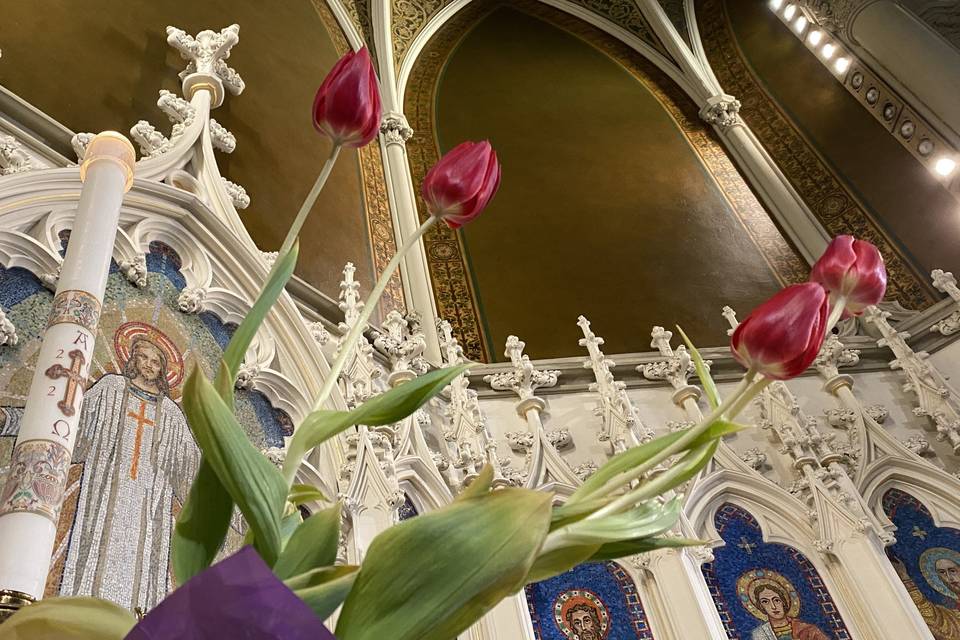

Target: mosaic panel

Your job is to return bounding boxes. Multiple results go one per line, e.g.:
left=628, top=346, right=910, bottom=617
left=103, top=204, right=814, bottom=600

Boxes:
left=695, top=0, right=937, bottom=310
left=398, top=492, right=419, bottom=520
left=883, top=488, right=960, bottom=639
left=525, top=561, right=654, bottom=640
left=0, top=242, right=290, bottom=607
left=702, top=502, right=851, bottom=639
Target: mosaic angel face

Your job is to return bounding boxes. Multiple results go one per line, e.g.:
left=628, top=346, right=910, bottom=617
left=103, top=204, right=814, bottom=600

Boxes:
left=755, top=585, right=787, bottom=623
left=554, top=590, right=609, bottom=640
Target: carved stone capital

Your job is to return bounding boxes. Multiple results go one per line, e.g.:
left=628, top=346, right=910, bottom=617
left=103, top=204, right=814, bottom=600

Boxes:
left=699, top=94, right=742, bottom=131
left=0, top=135, right=32, bottom=175
left=177, top=287, right=207, bottom=314
left=119, top=255, right=148, bottom=288
left=380, top=112, right=414, bottom=146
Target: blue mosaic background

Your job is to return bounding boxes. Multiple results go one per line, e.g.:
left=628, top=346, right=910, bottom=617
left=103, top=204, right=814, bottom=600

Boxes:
left=399, top=493, right=419, bottom=520
left=702, top=503, right=850, bottom=639
left=883, top=488, right=960, bottom=607
left=525, top=561, right=654, bottom=639
left=0, top=241, right=290, bottom=447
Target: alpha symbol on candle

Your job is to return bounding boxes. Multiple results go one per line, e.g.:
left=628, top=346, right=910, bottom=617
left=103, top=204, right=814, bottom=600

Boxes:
left=45, top=349, right=87, bottom=417
left=52, top=419, right=70, bottom=438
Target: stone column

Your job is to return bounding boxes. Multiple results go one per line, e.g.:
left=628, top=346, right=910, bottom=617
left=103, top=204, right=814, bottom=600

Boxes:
left=700, top=96, right=830, bottom=264
left=380, top=114, right=442, bottom=365
left=0, top=132, right=135, bottom=610
left=638, top=548, right=728, bottom=639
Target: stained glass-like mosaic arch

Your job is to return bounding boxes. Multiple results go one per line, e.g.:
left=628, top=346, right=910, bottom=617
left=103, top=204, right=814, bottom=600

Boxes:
left=702, top=502, right=851, bottom=639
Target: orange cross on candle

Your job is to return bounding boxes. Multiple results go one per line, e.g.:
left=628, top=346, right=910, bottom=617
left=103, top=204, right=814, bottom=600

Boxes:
left=127, top=400, right=155, bottom=480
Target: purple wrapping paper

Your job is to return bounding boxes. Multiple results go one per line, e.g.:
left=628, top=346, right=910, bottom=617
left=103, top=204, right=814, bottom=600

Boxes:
left=125, top=546, right=336, bottom=639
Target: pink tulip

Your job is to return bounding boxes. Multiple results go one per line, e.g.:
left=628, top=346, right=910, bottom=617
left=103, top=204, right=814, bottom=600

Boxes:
left=312, top=47, right=382, bottom=148
left=809, top=235, right=887, bottom=317
left=422, top=141, right=501, bottom=229
left=731, top=283, right=829, bottom=380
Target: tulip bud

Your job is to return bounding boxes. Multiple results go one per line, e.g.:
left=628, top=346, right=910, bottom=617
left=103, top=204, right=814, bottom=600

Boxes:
left=312, top=47, right=382, bottom=148
left=422, top=141, right=501, bottom=229
left=809, top=235, right=887, bottom=317
left=731, top=283, right=829, bottom=380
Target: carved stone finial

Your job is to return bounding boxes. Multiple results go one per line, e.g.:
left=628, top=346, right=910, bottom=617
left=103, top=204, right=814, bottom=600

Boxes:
left=699, top=94, right=742, bottom=131
left=70, top=133, right=95, bottom=162
left=235, top=361, right=260, bottom=390
left=484, top=335, right=559, bottom=401
left=721, top=305, right=738, bottom=336
left=165, top=24, right=245, bottom=107
left=740, top=447, right=768, bottom=471
left=380, top=112, right=413, bottom=146
left=0, top=135, right=32, bottom=175
left=372, top=310, right=428, bottom=379
left=305, top=320, right=331, bottom=346
left=814, top=334, right=860, bottom=379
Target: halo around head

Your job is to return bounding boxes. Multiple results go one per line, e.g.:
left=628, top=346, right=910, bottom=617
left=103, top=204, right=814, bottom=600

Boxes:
left=920, top=547, right=960, bottom=599
left=114, top=321, right=185, bottom=389
left=553, top=589, right=610, bottom=639
left=736, top=568, right=800, bottom=621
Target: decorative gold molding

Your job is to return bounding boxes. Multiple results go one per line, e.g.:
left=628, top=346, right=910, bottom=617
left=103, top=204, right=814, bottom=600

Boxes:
left=696, top=0, right=937, bottom=309
left=405, top=0, right=808, bottom=361
left=393, top=0, right=453, bottom=66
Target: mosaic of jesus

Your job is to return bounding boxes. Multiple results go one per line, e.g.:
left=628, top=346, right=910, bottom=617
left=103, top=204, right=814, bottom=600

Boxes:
left=2, top=321, right=200, bottom=611
left=738, top=569, right=832, bottom=640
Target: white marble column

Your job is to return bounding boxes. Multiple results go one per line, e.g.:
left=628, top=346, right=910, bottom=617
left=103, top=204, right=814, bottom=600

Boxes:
left=379, top=116, right=442, bottom=365
left=0, top=132, right=135, bottom=604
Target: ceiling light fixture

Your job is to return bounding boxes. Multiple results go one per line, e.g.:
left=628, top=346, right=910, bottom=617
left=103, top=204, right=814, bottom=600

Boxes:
left=784, top=4, right=796, bottom=20
left=834, top=57, right=851, bottom=73
left=822, top=43, right=836, bottom=59
left=935, top=157, right=957, bottom=177
left=807, top=30, right=823, bottom=45
left=770, top=0, right=784, bottom=9
left=794, top=16, right=808, bottom=33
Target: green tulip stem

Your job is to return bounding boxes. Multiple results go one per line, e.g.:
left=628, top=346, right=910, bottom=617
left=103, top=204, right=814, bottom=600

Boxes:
left=577, top=369, right=758, bottom=514
left=310, top=215, right=440, bottom=416
left=278, top=144, right=342, bottom=260
left=825, top=295, right=847, bottom=335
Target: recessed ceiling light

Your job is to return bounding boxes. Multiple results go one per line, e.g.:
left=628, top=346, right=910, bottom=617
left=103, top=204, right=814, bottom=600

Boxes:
left=784, top=4, right=796, bottom=20
left=770, top=0, right=784, bottom=9
left=808, top=30, right=823, bottom=45
left=795, top=16, right=808, bottom=33
left=935, top=157, right=957, bottom=177
left=822, top=43, right=836, bottom=59
left=834, top=57, right=851, bottom=73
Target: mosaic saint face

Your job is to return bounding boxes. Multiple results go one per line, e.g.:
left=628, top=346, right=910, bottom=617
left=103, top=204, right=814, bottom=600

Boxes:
left=554, top=590, right=609, bottom=640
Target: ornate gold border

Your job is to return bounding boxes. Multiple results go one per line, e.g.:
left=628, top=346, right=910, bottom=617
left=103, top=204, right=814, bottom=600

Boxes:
left=695, top=0, right=936, bottom=309
left=405, top=0, right=808, bottom=360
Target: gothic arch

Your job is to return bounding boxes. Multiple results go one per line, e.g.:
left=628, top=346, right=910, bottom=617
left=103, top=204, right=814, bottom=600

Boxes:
left=862, top=457, right=960, bottom=532
left=401, top=0, right=807, bottom=361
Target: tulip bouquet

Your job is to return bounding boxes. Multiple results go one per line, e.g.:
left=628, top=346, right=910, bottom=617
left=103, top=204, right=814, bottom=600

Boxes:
left=1, top=45, right=888, bottom=640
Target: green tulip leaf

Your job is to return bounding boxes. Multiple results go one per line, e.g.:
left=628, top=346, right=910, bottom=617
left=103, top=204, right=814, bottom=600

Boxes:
left=280, top=511, right=303, bottom=547
left=589, top=536, right=706, bottom=561
left=171, top=459, right=235, bottom=585
left=274, top=503, right=342, bottom=579
left=0, top=597, right=135, bottom=639
left=676, top=325, right=720, bottom=410
left=288, top=483, right=328, bottom=506
left=525, top=543, right=600, bottom=584
left=287, top=566, right=359, bottom=621
left=283, top=364, right=470, bottom=483
left=456, top=464, right=494, bottom=502
left=566, top=421, right=745, bottom=507
left=181, top=365, right=287, bottom=567
left=554, top=498, right=682, bottom=547
left=222, top=243, right=298, bottom=384
left=335, top=488, right=553, bottom=640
